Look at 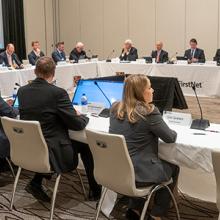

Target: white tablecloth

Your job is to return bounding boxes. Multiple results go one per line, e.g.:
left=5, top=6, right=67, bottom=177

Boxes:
left=97, top=62, right=220, bottom=97
left=1, top=61, right=220, bottom=97
left=69, top=112, right=220, bottom=216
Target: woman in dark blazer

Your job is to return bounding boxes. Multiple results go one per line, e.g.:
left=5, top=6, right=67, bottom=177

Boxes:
left=109, top=74, right=179, bottom=220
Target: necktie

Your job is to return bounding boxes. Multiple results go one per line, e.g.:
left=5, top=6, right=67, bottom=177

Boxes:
left=156, top=51, right=161, bottom=63
left=191, top=49, right=195, bottom=58
left=8, top=55, right=13, bottom=66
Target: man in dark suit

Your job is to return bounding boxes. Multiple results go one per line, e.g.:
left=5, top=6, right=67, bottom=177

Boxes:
left=213, top=49, right=220, bottom=61
left=0, top=43, right=24, bottom=68
left=119, top=39, right=138, bottom=61
left=151, top=41, right=169, bottom=63
left=69, top=42, right=88, bottom=62
left=17, top=57, right=100, bottom=202
left=28, top=41, right=45, bottom=65
left=184, top=38, right=206, bottom=63
left=0, top=97, right=18, bottom=170
left=51, top=41, right=66, bottom=64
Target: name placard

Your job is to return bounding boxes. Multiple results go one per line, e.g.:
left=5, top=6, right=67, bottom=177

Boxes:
left=163, top=111, right=192, bottom=127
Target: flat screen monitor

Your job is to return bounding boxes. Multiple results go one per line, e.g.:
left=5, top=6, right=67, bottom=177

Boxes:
left=72, top=79, right=124, bottom=108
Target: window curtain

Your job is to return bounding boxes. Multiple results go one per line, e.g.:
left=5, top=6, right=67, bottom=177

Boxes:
left=2, top=0, right=26, bottom=59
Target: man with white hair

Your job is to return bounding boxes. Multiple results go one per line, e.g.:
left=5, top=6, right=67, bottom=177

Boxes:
left=69, top=42, right=88, bottom=63
left=119, top=39, right=138, bottom=61
left=151, top=41, right=169, bottom=63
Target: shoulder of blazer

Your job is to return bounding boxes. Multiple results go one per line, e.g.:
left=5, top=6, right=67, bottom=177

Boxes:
left=131, top=47, right=137, bottom=52
left=28, top=51, right=35, bottom=57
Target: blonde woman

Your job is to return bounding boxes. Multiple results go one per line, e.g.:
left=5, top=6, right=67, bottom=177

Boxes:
left=109, top=74, right=179, bottom=220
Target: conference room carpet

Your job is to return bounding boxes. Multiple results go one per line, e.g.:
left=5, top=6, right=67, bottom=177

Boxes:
left=0, top=170, right=218, bottom=220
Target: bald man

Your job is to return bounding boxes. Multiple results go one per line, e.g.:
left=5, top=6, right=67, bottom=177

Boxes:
left=0, top=43, right=23, bottom=68
left=69, top=42, right=88, bottom=63
left=119, top=39, right=138, bottom=61
left=151, top=41, right=168, bottom=63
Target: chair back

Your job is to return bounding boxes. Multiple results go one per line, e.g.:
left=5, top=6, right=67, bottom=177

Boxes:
left=86, top=129, right=137, bottom=196
left=212, top=149, right=220, bottom=210
left=1, top=117, right=51, bottom=173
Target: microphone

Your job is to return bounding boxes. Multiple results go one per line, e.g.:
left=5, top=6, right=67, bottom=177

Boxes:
left=88, top=49, right=98, bottom=59
left=88, top=49, right=93, bottom=59
left=94, top=81, right=112, bottom=108
left=167, top=52, right=178, bottom=64
left=15, top=83, right=21, bottom=87
left=190, top=84, right=210, bottom=130
left=106, top=49, right=115, bottom=62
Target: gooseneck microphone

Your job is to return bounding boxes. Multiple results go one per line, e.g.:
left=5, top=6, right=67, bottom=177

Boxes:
left=190, top=84, right=210, bottom=130
left=94, top=81, right=111, bottom=107
left=88, top=49, right=93, bottom=59
left=15, top=83, right=21, bottom=87
left=106, top=49, right=115, bottom=62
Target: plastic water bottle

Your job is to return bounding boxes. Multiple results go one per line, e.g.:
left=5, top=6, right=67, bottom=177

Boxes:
left=81, top=93, right=88, bottom=114
left=12, top=87, right=17, bottom=100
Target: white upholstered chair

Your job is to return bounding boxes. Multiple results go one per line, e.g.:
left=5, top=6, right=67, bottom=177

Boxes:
left=86, top=129, right=180, bottom=220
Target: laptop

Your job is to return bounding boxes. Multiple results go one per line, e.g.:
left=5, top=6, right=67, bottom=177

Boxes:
left=72, top=79, right=124, bottom=116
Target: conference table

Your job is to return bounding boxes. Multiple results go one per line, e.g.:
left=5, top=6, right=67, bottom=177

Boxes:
left=68, top=107, right=220, bottom=217
left=1, top=61, right=220, bottom=97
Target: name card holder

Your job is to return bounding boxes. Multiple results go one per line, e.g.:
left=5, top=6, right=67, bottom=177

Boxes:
left=163, top=111, right=192, bottom=127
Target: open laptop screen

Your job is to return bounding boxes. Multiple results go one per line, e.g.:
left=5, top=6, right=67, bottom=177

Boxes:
left=72, top=79, right=124, bottom=108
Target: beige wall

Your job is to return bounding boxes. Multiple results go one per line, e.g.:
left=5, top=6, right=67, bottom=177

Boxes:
left=23, top=0, right=55, bottom=57
left=24, top=0, right=220, bottom=60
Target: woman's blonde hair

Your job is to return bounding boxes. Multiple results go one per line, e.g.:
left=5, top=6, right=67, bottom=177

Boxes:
left=112, top=74, right=154, bottom=123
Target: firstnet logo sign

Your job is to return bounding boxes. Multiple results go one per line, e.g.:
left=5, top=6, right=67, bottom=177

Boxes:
left=179, top=81, right=203, bottom=89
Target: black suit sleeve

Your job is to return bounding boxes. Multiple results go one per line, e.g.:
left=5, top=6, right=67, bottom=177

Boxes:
left=163, top=51, right=169, bottom=62
left=69, top=51, right=78, bottom=62
left=214, top=50, right=220, bottom=61
left=149, top=108, right=177, bottom=143
left=151, top=51, right=155, bottom=58
left=198, top=50, right=205, bottom=63
left=28, top=53, right=36, bottom=65
left=52, top=51, right=60, bottom=63
left=13, top=54, right=22, bottom=66
left=56, top=89, right=89, bottom=131
left=129, top=48, right=138, bottom=61
left=184, top=50, right=188, bottom=59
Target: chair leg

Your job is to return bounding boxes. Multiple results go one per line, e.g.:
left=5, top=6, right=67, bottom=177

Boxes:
left=49, top=174, right=61, bottom=220
left=95, top=187, right=108, bottom=220
left=76, top=169, right=87, bottom=200
left=10, top=167, right=22, bottom=210
left=140, top=185, right=162, bottom=220
left=164, top=185, right=180, bottom=220
left=5, top=157, right=15, bottom=178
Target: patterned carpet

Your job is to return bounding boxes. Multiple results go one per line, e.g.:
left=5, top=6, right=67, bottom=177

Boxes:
left=0, top=170, right=219, bottom=220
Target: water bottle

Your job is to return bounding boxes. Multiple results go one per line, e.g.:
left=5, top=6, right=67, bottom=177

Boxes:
left=81, top=93, right=88, bottom=114
left=12, top=87, right=17, bottom=100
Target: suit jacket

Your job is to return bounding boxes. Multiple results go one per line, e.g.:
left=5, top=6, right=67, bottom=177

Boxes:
left=0, top=51, right=22, bottom=67
left=214, top=49, right=220, bottom=61
left=151, top=50, right=169, bottom=63
left=0, top=97, right=18, bottom=158
left=119, top=47, right=138, bottom=61
left=17, top=78, right=89, bottom=173
left=109, top=106, right=177, bottom=183
left=28, top=50, right=45, bottom=65
left=69, top=48, right=88, bottom=62
left=51, top=49, right=66, bottom=63
left=184, top=48, right=206, bottom=63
